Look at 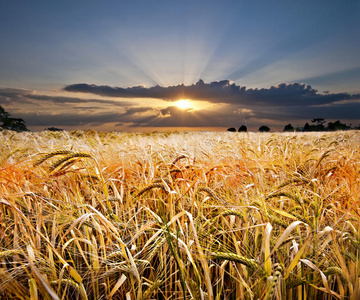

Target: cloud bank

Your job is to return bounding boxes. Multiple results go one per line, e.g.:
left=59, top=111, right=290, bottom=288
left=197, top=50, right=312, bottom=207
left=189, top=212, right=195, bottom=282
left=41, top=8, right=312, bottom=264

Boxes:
left=64, top=79, right=360, bottom=106
left=1, top=79, right=359, bottom=131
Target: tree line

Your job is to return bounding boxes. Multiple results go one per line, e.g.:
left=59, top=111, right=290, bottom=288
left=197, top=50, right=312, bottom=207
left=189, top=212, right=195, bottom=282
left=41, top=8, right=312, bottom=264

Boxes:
left=228, top=118, right=359, bottom=133
left=1, top=105, right=358, bottom=133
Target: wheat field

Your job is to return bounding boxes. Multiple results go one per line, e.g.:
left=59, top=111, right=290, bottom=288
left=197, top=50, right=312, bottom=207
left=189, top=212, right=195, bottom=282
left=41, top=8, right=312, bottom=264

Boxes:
left=0, top=129, right=360, bottom=299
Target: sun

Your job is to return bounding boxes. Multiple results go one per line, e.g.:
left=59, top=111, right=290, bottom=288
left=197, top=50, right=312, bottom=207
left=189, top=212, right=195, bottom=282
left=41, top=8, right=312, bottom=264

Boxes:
left=175, top=99, right=192, bottom=110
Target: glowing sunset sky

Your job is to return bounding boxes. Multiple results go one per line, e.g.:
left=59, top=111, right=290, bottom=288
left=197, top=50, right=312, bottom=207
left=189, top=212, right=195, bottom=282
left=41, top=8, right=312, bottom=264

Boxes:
left=0, top=0, right=359, bottom=131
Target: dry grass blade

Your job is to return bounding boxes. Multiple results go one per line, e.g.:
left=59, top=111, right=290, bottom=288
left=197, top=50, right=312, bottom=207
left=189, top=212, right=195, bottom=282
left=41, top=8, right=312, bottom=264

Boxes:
left=26, top=255, right=60, bottom=300
left=300, top=259, right=340, bottom=298
left=264, top=223, right=272, bottom=276
left=29, top=278, right=38, bottom=300
left=109, top=274, right=127, bottom=298
left=270, top=221, right=306, bottom=256
left=284, top=235, right=312, bottom=279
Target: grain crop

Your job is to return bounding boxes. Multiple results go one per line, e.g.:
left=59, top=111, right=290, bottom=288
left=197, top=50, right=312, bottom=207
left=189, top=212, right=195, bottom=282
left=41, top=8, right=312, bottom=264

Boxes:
left=0, top=129, right=359, bottom=299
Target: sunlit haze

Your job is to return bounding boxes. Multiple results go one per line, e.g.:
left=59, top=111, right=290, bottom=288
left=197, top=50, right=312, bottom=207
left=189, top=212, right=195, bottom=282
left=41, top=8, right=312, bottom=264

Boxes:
left=176, top=100, right=193, bottom=110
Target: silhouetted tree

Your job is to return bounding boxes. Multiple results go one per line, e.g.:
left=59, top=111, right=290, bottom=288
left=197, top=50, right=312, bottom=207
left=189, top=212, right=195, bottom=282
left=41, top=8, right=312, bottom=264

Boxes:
left=283, top=124, right=295, bottom=132
left=311, top=118, right=326, bottom=125
left=2, top=118, right=28, bottom=131
left=303, top=122, right=311, bottom=131
left=46, top=127, right=64, bottom=131
left=303, top=122, right=325, bottom=131
left=258, top=125, right=270, bottom=132
left=327, top=120, right=350, bottom=131
left=0, top=105, right=28, bottom=131
left=227, top=127, right=237, bottom=132
left=0, top=106, right=10, bottom=119
left=238, top=125, right=247, bottom=132
left=310, top=118, right=326, bottom=131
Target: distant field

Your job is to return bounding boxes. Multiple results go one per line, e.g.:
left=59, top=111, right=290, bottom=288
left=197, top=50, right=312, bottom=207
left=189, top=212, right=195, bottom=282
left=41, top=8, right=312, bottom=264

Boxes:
left=1, top=130, right=360, bottom=299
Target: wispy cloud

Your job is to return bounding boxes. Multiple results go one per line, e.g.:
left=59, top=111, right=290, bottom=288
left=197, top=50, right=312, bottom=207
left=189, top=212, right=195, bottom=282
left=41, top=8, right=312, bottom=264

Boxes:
left=0, top=88, right=134, bottom=107
left=292, top=66, right=360, bottom=88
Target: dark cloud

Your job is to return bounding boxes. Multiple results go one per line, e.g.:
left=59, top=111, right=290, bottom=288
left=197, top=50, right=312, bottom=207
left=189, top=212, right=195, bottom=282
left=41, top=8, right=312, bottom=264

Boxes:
left=0, top=88, right=29, bottom=96
left=0, top=88, right=134, bottom=108
left=64, top=80, right=359, bottom=106
left=0, top=88, right=137, bottom=107
left=121, top=106, right=154, bottom=116
left=0, top=88, right=154, bottom=129
left=1, top=84, right=359, bottom=131
left=21, top=94, right=134, bottom=107
left=16, top=107, right=157, bottom=128
left=0, top=88, right=29, bottom=105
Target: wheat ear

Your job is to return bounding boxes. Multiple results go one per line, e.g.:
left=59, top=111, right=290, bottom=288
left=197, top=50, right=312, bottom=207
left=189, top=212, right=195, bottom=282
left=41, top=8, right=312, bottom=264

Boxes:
left=49, top=152, right=92, bottom=172
left=134, top=182, right=169, bottom=198
left=33, top=150, right=73, bottom=167
left=50, top=279, right=87, bottom=300
left=0, top=249, right=22, bottom=259
left=196, top=186, right=229, bottom=206
left=324, top=266, right=347, bottom=282
left=212, top=251, right=259, bottom=269
left=264, top=264, right=282, bottom=300
left=141, top=279, right=163, bottom=300
left=286, top=276, right=306, bottom=290
left=170, top=154, right=188, bottom=169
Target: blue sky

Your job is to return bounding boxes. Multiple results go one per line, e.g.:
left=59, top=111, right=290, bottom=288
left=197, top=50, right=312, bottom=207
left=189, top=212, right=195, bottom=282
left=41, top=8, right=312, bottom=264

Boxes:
left=0, top=0, right=359, bottom=131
